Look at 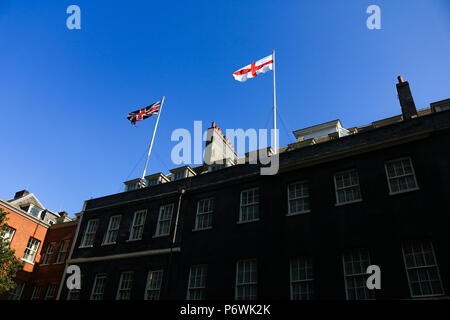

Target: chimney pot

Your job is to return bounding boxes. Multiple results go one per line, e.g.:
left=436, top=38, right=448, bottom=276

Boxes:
left=211, top=121, right=216, bottom=128
left=14, top=190, right=29, bottom=199
left=398, top=75, right=404, bottom=83
left=396, top=77, right=418, bottom=120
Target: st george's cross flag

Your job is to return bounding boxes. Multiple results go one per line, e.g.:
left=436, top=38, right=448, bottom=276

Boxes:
left=232, top=54, right=273, bottom=82
left=127, top=100, right=161, bottom=127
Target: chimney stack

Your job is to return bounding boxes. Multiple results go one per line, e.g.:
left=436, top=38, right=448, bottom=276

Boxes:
left=14, top=190, right=29, bottom=199
left=396, top=76, right=417, bottom=120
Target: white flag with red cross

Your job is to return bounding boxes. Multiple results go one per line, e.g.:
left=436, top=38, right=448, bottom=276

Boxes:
left=232, top=54, right=273, bottom=82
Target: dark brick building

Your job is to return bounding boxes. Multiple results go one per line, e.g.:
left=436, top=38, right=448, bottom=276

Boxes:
left=60, top=78, right=450, bottom=300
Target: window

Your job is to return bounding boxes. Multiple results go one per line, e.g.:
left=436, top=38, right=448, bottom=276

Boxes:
left=8, top=280, right=25, bottom=300
left=103, top=215, right=121, bottom=244
left=239, top=188, right=259, bottom=222
left=146, top=178, right=159, bottom=186
left=90, top=274, right=107, bottom=300
left=155, top=204, right=173, bottom=236
left=145, top=270, right=163, bottom=300
left=288, top=181, right=310, bottom=215
left=235, top=260, right=257, bottom=300
left=55, top=240, right=70, bottom=263
left=31, top=285, right=43, bottom=300
left=290, top=257, right=314, bottom=300
left=116, top=271, right=134, bottom=300
left=41, top=242, right=56, bottom=265
left=172, top=170, right=187, bottom=181
left=22, top=237, right=40, bottom=263
left=187, top=265, right=207, bottom=300
left=194, top=198, right=214, bottom=230
left=334, top=169, right=362, bottom=204
left=30, top=206, right=41, bottom=217
left=402, top=240, right=444, bottom=297
left=1, top=225, right=15, bottom=244
left=129, top=210, right=147, bottom=240
left=342, top=249, right=375, bottom=300
left=126, top=183, right=139, bottom=192
left=67, top=289, right=80, bottom=300
left=45, top=283, right=57, bottom=300
left=80, top=219, right=99, bottom=247
left=385, top=158, right=418, bottom=194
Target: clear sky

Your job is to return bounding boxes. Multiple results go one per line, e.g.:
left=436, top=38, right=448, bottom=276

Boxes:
left=0, top=0, right=449, bottom=216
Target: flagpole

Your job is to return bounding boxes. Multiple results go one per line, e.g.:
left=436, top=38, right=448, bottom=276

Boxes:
left=141, top=96, right=165, bottom=182
left=272, top=49, right=277, bottom=155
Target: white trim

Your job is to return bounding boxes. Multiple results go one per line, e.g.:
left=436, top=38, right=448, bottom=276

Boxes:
left=334, top=199, right=363, bottom=207
left=192, top=226, right=213, bottom=232
left=384, top=157, right=419, bottom=195
left=287, top=180, right=310, bottom=215
left=68, top=247, right=181, bottom=264
left=286, top=210, right=311, bottom=217
left=236, top=218, right=260, bottom=225
left=333, top=169, right=362, bottom=205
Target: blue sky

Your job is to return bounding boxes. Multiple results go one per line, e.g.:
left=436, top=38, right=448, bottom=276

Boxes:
left=0, top=0, right=449, bottom=216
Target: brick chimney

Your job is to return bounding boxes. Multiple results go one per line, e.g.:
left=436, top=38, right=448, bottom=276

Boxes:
left=204, top=121, right=237, bottom=165
left=14, top=190, right=29, bottom=199
left=396, top=76, right=418, bottom=120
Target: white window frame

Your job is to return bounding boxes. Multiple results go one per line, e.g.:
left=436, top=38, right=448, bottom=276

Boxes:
left=31, top=284, right=43, bottom=300
left=90, top=274, right=107, bottom=300
left=290, top=257, right=314, bottom=300
left=342, top=248, right=375, bottom=300
left=1, top=225, right=16, bottom=245
left=187, top=265, right=208, bottom=300
left=154, top=204, right=174, bottom=237
left=144, top=269, right=164, bottom=300
left=44, top=283, right=57, bottom=300
left=239, top=188, right=260, bottom=223
left=103, top=215, right=121, bottom=245
left=8, top=281, right=25, bottom=300
left=80, top=219, right=99, bottom=248
left=129, top=210, right=147, bottom=241
left=22, top=237, right=41, bottom=264
left=29, top=205, right=42, bottom=218
left=334, top=169, right=362, bottom=205
left=55, top=240, right=69, bottom=264
left=194, top=198, right=214, bottom=230
left=385, top=157, right=419, bottom=195
left=235, top=259, right=257, bottom=300
left=41, top=242, right=56, bottom=265
left=402, top=240, right=444, bottom=298
left=116, top=271, right=134, bottom=300
left=287, top=181, right=311, bottom=216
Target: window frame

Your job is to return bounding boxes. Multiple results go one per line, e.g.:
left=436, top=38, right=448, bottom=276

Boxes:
left=8, top=280, right=25, bottom=300
left=116, top=271, right=134, bottom=300
left=1, top=225, right=16, bottom=246
left=194, top=198, right=215, bottom=231
left=44, top=283, right=57, bottom=300
left=289, top=257, right=314, bottom=300
left=342, top=248, right=375, bottom=300
left=287, top=181, right=311, bottom=216
left=90, top=274, right=107, bottom=300
left=239, top=188, right=260, bottom=223
left=384, top=157, right=419, bottom=195
left=55, top=240, right=70, bottom=264
left=187, top=264, right=208, bottom=300
left=128, top=210, right=147, bottom=241
left=79, top=219, right=99, bottom=248
left=22, top=237, right=41, bottom=264
left=154, top=204, right=174, bottom=237
left=31, top=284, right=43, bottom=300
left=41, top=242, right=56, bottom=265
left=235, top=259, right=257, bottom=300
left=144, top=269, right=164, bottom=300
left=401, top=240, right=444, bottom=298
left=103, top=215, right=122, bottom=245
left=333, top=169, right=363, bottom=206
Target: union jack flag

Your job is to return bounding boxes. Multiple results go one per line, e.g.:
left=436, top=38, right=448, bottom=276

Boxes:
left=127, top=100, right=161, bottom=127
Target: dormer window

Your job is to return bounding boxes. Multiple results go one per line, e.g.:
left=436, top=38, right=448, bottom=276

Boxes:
left=126, top=184, right=138, bottom=192
left=147, top=178, right=159, bottom=186
left=30, top=206, right=41, bottom=218
left=124, top=178, right=144, bottom=192
left=144, top=173, right=169, bottom=187
left=169, top=166, right=196, bottom=181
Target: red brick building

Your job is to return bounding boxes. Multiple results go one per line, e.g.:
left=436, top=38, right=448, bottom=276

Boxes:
left=0, top=190, right=77, bottom=300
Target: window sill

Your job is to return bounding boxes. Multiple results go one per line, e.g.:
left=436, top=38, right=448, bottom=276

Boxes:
left=152, top=234, right=169, bottom=238
left=126, top=238, right=142, bottom=242
left=192, top=226, right=213, bottom=232
left=237, top=218, right=260, bottom=225
left=21, top=258, right=34, bottom=265
left=78, top=245, right=94, bottom=249
left=389, top=187, right=420, bottom=196
left=334, top=199, right=363, bottom=207
left=286, top=210, right=311, bottom=216
left=101, top=242, right=117, bottom=246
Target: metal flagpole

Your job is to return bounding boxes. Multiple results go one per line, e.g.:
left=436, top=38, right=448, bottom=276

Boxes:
left=141, top=96, right=165, bottom=182
left=272, top=49, right=277, bottom=154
